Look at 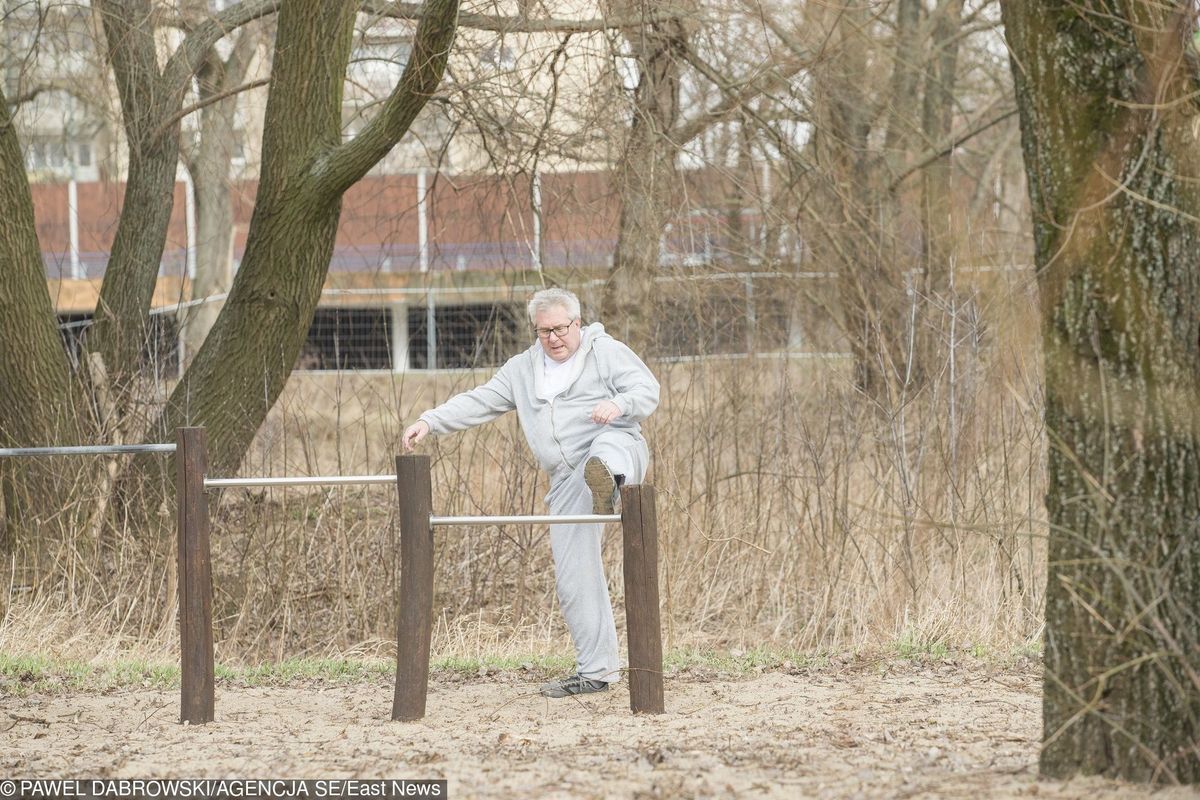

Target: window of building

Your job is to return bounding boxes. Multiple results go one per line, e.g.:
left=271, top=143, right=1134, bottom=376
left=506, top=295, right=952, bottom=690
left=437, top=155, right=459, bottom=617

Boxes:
left=26, top=137, right=94, bottom=176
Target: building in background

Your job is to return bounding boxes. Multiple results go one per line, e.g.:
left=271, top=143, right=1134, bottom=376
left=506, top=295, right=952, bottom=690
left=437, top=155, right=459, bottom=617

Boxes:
left=9, top=1, right=822, bottom=372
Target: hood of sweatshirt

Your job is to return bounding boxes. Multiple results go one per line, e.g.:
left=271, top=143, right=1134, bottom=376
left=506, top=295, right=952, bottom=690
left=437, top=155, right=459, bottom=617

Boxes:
left=531, top=322, right=610, bottom=401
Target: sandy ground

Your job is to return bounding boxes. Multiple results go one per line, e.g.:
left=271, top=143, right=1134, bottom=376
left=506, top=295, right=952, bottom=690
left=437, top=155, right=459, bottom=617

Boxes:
left=3, top=660, right=1198, bottom=799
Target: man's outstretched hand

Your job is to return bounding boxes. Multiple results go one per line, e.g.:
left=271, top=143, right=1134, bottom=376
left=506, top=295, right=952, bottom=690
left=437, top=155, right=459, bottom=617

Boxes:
left=403, top=420, right=430, bottom=451
left=590, top=400, right=622, bottom=425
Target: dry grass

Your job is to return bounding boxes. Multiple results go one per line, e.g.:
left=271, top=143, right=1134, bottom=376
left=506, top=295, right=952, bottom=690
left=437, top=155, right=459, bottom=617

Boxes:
left=0, top=275, right=1048, bottom=666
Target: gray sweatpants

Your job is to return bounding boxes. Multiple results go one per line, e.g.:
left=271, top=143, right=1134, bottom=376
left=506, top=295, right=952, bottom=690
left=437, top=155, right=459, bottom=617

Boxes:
left=544, top=429, right=649, bottom=684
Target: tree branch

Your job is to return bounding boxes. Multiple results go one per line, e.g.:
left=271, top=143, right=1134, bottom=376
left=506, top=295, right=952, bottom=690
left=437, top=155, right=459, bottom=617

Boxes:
left=673, top=48, right=809, bottom=145
left=887, top=107, right=1018, bottom=191
left=150, top=77, right=270, bottom=143
left=362, top=0, right=690, bottom=34
left=6, top=78, right=91, bottom=109
left=315, top=0, right=460, bottom=200
left=161, top=0, right=281, bottom=102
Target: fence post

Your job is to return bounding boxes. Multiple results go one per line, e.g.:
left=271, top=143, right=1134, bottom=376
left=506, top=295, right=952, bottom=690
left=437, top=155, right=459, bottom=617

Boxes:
left=176, top=427, right=214, bottom=724
left=393, top=453, right=434, bottom=721
left=621, top=483, right=665, bottom=714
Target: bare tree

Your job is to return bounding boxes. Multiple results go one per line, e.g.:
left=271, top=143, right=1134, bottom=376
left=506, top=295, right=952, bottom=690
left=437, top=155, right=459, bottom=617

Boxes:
left=746, top=0, right=1012, bottom=401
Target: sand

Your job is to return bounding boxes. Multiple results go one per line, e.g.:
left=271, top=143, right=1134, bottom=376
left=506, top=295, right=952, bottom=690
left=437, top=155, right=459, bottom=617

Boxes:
left=4, top=659, right=1197, bottom=799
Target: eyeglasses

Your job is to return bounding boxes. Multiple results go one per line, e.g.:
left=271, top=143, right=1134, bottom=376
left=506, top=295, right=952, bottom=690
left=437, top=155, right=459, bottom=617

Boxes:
left=533, top=320, right=577, bottom=339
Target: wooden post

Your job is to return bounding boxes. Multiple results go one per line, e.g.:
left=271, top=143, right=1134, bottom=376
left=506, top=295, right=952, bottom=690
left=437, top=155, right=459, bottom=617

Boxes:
left=176, top=427, right=214, bottom=724
left=621, top=483, right=665, bottom=714
left=393, top=453, right=434, bottom=721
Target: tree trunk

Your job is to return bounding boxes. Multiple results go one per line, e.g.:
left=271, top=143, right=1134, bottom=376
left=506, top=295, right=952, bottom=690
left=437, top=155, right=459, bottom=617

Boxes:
left=807, top=0, right=911, bottom=401
left=1002, top=0, right=1200, bottom=782
left=0, top=88, right=79, bottom=450
left=87, top=0, right=185, bottom=391
left=919, top=0, right=964, bottom=295
left=182, top=29, right=259, bottom=367
left=602, top=5, right=688, bottom=355
left=0, top=81, right=88, bottom=541
left=883, top=0, right=923, bottom=161
left=184, top=130, right=236, bottom=368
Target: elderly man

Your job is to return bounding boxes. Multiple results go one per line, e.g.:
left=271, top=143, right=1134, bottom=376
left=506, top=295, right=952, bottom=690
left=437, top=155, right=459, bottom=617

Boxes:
left=402, top=287, right=659, bottom=698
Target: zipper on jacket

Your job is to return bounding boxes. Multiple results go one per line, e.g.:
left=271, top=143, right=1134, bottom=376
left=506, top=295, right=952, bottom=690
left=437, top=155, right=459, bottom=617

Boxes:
left=548, top=397, right=573, bottom=470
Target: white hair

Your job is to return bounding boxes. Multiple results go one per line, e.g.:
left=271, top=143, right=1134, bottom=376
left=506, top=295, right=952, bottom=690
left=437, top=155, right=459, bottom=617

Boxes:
left=527, top=288, right=581, bottom=324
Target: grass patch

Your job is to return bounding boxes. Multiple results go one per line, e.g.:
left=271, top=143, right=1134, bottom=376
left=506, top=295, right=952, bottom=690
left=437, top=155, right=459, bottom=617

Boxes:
left=3, top=641, right=1031, bottom=696
left=218, top=658, right=395, bottom=687
left=0, top=654, right=179, bottom=696
left=665, top=646, right=820, bottom=673
left=432, top=653, right=574, bottom=677
left=894, top=630, right=951, bottom=660
left=889, top=631, right=1043, bottom=665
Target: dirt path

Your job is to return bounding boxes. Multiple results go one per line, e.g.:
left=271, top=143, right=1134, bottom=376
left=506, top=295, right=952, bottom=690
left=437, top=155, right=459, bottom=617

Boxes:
left=3, top=661, right=1196, bottom=799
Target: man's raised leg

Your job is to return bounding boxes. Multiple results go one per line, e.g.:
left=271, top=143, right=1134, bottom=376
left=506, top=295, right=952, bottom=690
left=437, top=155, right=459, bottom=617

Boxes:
left=540, top=432, right=649, bottom=696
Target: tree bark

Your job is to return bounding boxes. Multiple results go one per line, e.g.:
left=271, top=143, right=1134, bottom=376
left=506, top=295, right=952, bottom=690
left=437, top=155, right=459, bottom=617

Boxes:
left=1002, top=0, right=1200, bottom=782
left=0, top=87, right=79, bottom=448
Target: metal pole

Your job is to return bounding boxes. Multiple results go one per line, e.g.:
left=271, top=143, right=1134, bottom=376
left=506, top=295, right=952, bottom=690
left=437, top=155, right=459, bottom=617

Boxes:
left=391, top=303, right=409, bottom=373
left=183, top=171, right=197, bottom=280
left=417, top=170, right=429, bottom=274
left=531, top=170, right=542, bottom=270
left=0, top=443, right=176, bottom=457
left=431, top=513, right=621, bottom=526
left=68, top=177, right=82, bottom=279
left=204, top=475, right=397, bottom=489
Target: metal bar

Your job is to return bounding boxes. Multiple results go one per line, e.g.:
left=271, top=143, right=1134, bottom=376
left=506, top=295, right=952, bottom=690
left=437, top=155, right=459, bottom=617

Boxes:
left=0, top=443, right=176, bottom=457
left=430, top=514, right=621, bottom=526
left=204, top=475, right=397, bottom=489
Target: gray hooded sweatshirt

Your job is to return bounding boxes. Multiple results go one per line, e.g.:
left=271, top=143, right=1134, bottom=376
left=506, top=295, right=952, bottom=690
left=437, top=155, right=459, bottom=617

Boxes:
left=419, top=323, right=659, bottom=472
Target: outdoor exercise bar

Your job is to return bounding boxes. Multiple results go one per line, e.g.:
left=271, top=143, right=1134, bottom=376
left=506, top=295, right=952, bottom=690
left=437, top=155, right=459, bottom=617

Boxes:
left=174, top=442, right=665, bottom=726
left=392, top=453, right=665, bottom=722
left=0, top=443, right=176, bottom=457
left=204, top=474, right=397, bottom=488
left=430, top=513, right=621, bottom=526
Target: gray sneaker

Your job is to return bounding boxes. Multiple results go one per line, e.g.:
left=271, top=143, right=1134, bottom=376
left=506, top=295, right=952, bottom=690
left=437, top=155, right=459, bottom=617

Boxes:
left=584, top=457, right=622, bottom=514
left=539, top=673, right=609, bottom=698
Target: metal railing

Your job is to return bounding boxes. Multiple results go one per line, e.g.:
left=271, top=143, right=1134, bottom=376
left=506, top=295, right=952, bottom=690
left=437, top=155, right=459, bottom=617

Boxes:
left=204, top=474, right=396, bottom=489
left=202, top=478, right=623, bottom=526
left=430, top=513, right=621, bottom=526
left=0, top=443, right=175, bottom=457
